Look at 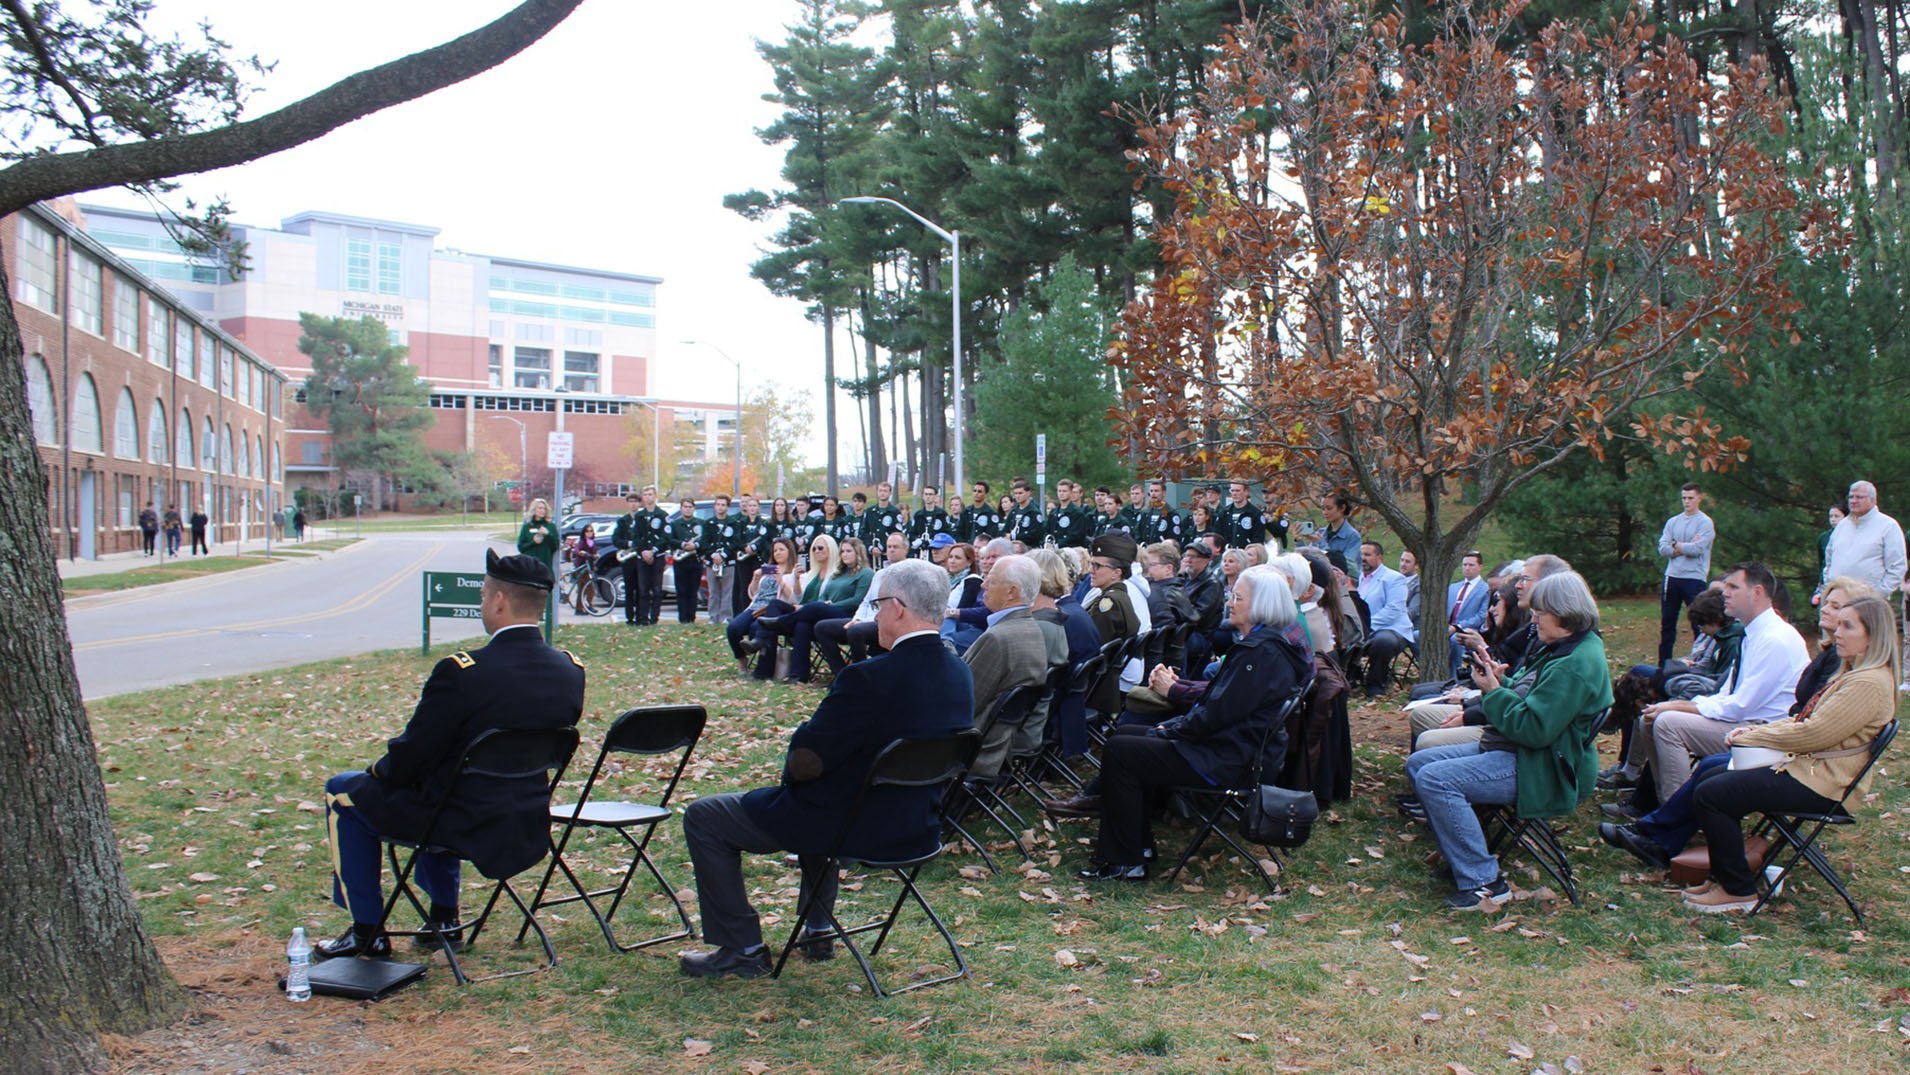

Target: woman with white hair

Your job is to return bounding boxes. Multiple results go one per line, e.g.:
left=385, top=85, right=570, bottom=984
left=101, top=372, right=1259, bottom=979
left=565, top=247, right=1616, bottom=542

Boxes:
left=1075, top=565, right=1312, bottom=881
left=1406, top=570, right=1612, bottom=910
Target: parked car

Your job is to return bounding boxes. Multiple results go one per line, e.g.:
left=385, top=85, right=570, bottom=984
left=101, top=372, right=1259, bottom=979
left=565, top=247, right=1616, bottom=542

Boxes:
left=559, top=512, right=614, bottom=540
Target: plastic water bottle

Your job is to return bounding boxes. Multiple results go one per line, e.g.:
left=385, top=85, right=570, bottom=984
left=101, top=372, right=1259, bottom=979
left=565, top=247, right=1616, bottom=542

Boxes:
left=285, top=927, right=312, bottom=1002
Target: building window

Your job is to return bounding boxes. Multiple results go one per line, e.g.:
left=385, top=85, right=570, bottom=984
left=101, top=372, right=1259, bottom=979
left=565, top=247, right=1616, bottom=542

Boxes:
left=301, top=442, right=322, bottom=465
left=563, top=351, right=600, bottom=393
left=377, top=241, right=400, bottom=295
left=174, top=320, right=192, bottom=377
left=176, top=408, right=194, bottom=469
left=146, top=298, right=168, bottom=366
left=513, top=346, right=551, bottom=390
left=488, top=344, right=502, bottom=388
left=220, top=348, right=234, bottom=397
left=113, top=274, right=139, bottom=352
left=564, top=327, right=603, bottom=347
left=272, top=442, right=281, bottom=483
left=515, top=323, right=554, bottom=342
left=346, top=238, right=372, bottom=291
left=72, top=375, right=102, bottom=453
left=114, top=388, right=138, bottom=458
left=488, top=320, right=506, bottom=339
left=148, top=401, right=168, bottom=463
left=201, top=416, right=215, bottom=471
left=118, top=483, right=134, bottom=528
left=69, top=251, right=104, bottom=336
left=16, top=216, right=57, bottom=312
left=251, top=435, right=262, bottom=479
left=26, top=354, right=57, bottom=444
left=197, top=335, right=214, bottom=388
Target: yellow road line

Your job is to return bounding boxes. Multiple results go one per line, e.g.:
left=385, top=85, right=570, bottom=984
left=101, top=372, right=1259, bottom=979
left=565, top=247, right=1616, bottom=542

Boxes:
left=73, top=542, right=446, bottom=652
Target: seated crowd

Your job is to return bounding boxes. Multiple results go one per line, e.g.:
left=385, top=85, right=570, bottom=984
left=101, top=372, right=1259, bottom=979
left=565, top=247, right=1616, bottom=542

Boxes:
left=310, top=478, right=1901, bottom=984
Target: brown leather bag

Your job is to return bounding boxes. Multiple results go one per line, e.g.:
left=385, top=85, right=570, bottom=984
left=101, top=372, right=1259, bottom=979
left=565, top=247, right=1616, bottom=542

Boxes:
left=1668, top=835, right=1771, bottom=886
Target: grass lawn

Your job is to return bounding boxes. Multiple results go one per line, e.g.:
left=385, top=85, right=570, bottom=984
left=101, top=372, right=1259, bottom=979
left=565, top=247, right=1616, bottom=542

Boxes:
left=62, top=541, right=363, bottom=594
left=89, top=598, right=1910, bottom=1073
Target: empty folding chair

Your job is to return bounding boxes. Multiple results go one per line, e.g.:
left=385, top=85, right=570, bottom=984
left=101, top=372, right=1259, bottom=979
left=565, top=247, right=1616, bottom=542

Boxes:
left=526, top=704, right=706, bottom=952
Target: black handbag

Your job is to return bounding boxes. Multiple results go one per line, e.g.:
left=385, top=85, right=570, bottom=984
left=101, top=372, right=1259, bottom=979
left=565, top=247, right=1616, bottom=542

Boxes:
left=1242, top=783, right=1319, bottom=848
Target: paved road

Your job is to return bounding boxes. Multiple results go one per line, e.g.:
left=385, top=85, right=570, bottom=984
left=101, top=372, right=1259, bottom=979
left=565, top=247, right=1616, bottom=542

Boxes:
left=67, top=531, right=520, bottom=700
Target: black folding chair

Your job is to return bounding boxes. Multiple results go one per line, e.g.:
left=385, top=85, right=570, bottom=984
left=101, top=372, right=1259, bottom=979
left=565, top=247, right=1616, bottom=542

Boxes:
left=1162, top=678, right=1315, bottom=896
left=942, top=684, right=1046, bottom=871
left=374, top=725, right=580, bottom=986
left=1082, top=636, right=1132, bottom=754
left=523, top=704, right=706, bottom=952
left=1748, top=720, right=1896, bottom=926
left=772, top=731, right=982, bottom=997
left=1477, top=708, right=1609, bottom=906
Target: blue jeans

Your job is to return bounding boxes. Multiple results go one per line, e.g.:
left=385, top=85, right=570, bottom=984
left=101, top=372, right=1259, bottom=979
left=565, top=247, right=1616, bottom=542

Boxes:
left=1634, top=751, right=1729, bottom=854
left=1406, top=742, right=1518, bottom=892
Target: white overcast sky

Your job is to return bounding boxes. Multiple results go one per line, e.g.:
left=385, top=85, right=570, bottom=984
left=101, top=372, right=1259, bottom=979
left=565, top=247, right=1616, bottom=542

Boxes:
left=83, top=0, right=843, bottom=463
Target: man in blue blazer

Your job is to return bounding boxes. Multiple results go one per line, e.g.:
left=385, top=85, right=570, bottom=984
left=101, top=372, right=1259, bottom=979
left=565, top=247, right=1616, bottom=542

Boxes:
left=1444, top=551, right=1492, bottom=675
left=679, top=559, right=975, bottom=978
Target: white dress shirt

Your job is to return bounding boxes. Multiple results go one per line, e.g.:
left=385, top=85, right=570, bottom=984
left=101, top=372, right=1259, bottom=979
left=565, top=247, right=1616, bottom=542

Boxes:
left=1693, top=607, right=1809, bottom=724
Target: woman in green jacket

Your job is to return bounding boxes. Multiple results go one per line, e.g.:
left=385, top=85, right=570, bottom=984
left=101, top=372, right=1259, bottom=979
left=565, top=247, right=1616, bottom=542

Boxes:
left=517, top=498, right=559, bottom=572
left=1406, top=570, right=1613, bottom=910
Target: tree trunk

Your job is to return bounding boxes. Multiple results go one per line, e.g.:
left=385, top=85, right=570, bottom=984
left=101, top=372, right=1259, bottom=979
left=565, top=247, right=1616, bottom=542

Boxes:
left=820, top=305, right=839, bottom=495
left=859, top=293, right=887, bottom=481
left=0, top=267, right=189, bottom=1073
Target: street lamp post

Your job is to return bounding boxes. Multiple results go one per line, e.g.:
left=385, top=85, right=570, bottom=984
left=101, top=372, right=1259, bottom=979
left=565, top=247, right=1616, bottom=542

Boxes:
left=487, top=414, right=526, bottom=511
left=681, top=339, right=743, bottom=498
left=838, top=195, right=963, bottom=494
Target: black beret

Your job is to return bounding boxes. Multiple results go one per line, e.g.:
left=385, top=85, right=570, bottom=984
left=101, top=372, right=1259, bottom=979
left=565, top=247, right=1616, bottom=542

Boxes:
left=487, top=548, right=554, bottom=591
left=1090, top=533, right=1138, bottom=564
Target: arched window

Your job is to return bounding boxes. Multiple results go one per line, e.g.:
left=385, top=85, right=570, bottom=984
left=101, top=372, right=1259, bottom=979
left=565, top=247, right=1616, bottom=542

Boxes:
left=148, top=401, right=168, bottom=463
left=176, top=407, right=194, bottom=469
left=25, top=354, right=57, bottom=444
left=114, top=387, right=138, bottom=457
left=250, top=435, right=262, bottom=480
left=222, top=425, right=235, bottom=476
left=201, top=417, right=215, bottom=471
left=72, top=374, right=102, bottom=453
left=272, top=442, right=281, bottom=483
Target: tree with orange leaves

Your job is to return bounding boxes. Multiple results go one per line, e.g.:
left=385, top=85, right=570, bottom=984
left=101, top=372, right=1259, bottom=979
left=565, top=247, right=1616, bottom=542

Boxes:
left=1110, top=0, right=1827, bottom=678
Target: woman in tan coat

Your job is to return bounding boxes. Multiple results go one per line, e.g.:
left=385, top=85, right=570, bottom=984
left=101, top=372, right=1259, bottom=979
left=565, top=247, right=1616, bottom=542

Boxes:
left=1683, top=594, right=1899, bottom=913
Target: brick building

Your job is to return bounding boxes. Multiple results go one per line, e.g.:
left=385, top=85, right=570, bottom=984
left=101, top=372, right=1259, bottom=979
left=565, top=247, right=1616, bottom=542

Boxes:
left=78, top=204, right=739, bottom=510
left=7, top=201, right=288, bottom=558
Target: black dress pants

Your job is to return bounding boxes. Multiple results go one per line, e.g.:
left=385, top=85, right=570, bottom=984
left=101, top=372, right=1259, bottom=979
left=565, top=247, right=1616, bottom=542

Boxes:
left=1094, top=731, right=1209, bottom=867
left=1691, top=764, right=1836, bottom=896
left=626, top=554, right=665, bottom=624
left=673, top=557, right=703, bottom=623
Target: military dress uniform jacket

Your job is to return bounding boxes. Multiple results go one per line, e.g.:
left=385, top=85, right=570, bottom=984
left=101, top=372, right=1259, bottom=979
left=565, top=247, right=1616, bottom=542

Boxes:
left=613, top=507, right=672, bottom=557
left=338, top=626, right=586, bottom=880
left=1085, top=583, right=1140, bottom=714
left=741, top=634, right=974, bottom=861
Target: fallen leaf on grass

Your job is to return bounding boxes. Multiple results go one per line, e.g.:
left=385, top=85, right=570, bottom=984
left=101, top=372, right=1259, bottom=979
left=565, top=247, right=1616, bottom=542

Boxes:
left=1445, top=1065, right=1480, bottom=1075
left=1055, top=949, right=1080, bottom=968
left=1235, top=1031, right=1259, bottom=1042
left=743, top=1062, right=772, bottom=1075
left=683, top=1038, right=713, bottom=1057
left=1508, top=1038, right=1535, bottom=1059
left=187, top=872, right=218, bottom=883
left=508, top=1046, right=531, bottom=1055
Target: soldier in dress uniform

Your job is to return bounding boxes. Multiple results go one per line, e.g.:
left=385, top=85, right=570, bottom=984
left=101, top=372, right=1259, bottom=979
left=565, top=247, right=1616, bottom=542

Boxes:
left=908, top=485, right=951, bottom=553
left=1139, top=480, right=1188, bottom=545
left=669, top=496, right=710, bottom=624
left=968, top=481, right=1003, bottom=540
left=612, top=486, right=671, bottom=625
left=1083, top=533, right=1140, bottom=715
left=1047, top=478, right=1092, bottom=548
left=315, top=551, right=586, bottom=960
left=1008, top=477, right=1047, bottom=547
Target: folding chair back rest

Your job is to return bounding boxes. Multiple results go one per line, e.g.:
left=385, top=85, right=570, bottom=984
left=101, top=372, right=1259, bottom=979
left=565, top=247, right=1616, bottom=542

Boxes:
left=604, top=703, right=707, bottom=757
left=829, top=731, right=983, bottom=862
left=979, top=683, right=1045, bottom=735
left=1068, top=650, right=1108, bottom=694
left=459, top=726, right=581, bottom=786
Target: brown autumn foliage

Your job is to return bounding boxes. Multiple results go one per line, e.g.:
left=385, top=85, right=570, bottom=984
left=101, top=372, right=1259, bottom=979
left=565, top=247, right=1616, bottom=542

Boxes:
left=1110, top=0, right=1831, bottom=670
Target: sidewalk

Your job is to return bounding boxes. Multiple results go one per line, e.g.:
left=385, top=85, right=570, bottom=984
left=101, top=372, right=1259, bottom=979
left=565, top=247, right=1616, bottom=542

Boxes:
left=56, top=527, right=350, bottom=580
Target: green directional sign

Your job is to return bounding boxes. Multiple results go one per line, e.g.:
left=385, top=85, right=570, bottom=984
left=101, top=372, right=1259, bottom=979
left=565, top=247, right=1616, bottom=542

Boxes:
left=422, top=570, right=487, bottom=653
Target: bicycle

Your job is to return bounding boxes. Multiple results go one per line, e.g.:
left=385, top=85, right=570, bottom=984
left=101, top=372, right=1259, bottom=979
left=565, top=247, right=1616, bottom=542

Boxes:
left=563, top=558, right=616, bottom=616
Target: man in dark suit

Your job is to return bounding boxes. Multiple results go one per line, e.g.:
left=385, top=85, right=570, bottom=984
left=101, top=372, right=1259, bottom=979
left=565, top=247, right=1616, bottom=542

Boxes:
left=315, top=551, right=586, bottom=959
left=678, top=558, right=975, bottom=978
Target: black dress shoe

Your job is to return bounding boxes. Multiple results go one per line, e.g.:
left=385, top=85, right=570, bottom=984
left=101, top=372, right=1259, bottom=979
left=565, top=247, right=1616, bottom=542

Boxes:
left=1045, top=794, right=1104, bottom=818
left=1596, top=767, right=1638, bottom=791
left=1600, top=801, right=1641, bottom=821
left=679, top=945, right=772, bottom=979
left=1078, top=862, right=1147, bottom=883
left=794, top=926, right=836, bottom=962
left=739, top=636, right=763, bottom=654
left=315, top=925, right=391, bottom=961
left=1599, top=822, right=1670, bottom=870
left=755, top=615, right=788, bottom=631
left=413, top=919, right=465, bottom=952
